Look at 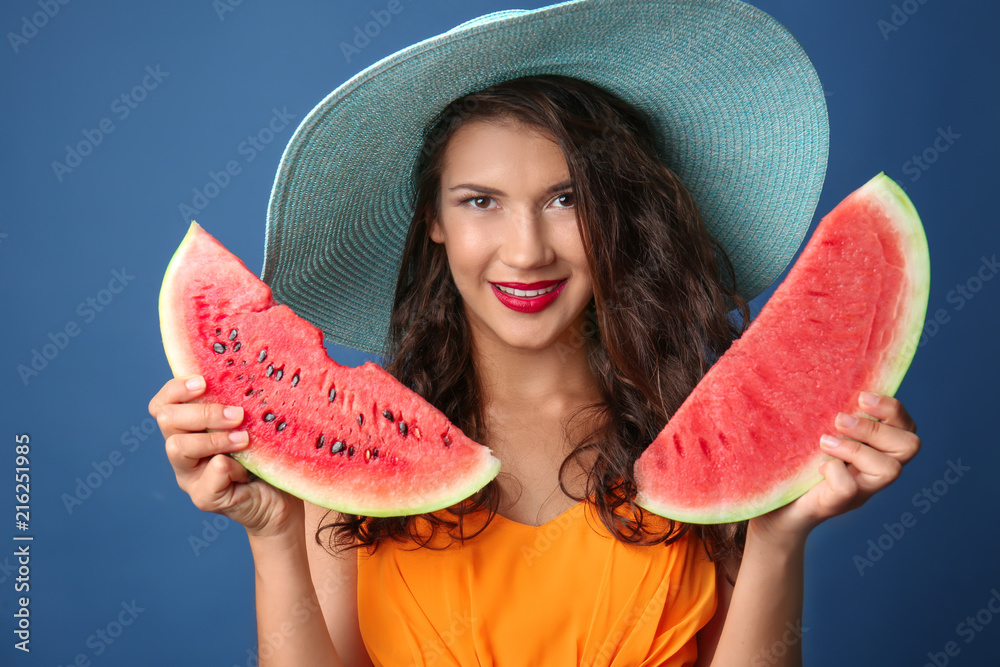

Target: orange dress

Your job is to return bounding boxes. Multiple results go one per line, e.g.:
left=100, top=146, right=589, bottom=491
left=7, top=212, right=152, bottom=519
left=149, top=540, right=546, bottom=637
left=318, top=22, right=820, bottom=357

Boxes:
left=356, top=499, right=718, bottom=666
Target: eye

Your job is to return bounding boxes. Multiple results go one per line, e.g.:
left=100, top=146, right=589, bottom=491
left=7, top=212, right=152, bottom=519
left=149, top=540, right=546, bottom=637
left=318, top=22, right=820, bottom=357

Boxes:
left=552, top=192, right=575, bottom=208
left=461, top=195, right=496, bottom=210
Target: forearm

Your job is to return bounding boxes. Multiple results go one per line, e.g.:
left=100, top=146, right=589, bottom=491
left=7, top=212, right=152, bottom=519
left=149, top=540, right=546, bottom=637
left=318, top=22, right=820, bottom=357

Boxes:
left=248, top=531, right=344, bottom=667
left=709, top=523, right=807, bottom=667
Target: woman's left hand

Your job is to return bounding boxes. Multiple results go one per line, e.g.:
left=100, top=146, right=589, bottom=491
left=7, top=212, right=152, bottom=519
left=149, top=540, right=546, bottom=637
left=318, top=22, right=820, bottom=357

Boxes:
left=750, top=391, right=921, bottom=549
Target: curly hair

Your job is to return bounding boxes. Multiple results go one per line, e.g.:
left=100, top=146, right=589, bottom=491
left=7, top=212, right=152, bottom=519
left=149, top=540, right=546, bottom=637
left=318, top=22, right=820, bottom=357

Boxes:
left=319, top=74, right=750, bottom=565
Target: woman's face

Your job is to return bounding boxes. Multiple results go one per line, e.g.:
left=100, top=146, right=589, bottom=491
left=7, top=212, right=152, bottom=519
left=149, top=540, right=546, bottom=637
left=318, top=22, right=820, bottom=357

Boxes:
left=429, top=118, right=594, bottom=354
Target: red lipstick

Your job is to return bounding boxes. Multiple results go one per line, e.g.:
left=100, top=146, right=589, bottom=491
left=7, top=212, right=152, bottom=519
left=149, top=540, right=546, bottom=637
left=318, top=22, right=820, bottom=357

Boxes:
left=490, top=279, right=567, bottom=313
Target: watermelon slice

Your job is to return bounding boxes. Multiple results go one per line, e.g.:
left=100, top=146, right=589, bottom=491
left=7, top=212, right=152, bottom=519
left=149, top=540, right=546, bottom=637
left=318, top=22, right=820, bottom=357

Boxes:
left=634, top=173, right=930, bottom=524
left=158, top=222, right=501, bottom=517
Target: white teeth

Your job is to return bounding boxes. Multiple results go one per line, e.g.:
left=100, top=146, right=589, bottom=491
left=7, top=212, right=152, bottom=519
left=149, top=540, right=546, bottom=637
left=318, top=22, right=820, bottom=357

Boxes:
left=496, top=283, right=559, bottom=298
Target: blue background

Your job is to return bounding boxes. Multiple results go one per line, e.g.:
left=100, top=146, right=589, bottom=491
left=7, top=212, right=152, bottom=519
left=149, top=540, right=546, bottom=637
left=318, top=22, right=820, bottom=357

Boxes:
left=1, top=1, right=997, bottom=665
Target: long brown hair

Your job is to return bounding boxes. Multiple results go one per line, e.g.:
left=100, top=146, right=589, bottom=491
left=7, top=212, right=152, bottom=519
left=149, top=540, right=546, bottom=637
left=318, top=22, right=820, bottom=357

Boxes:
left=320, top=75, right=750, bottom=563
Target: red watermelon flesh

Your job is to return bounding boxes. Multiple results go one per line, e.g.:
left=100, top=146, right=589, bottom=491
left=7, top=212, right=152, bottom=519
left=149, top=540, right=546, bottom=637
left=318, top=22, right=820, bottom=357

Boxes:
left=634, top=173, right=930, bottom=524
left=159, top=222, right=501, bottom=517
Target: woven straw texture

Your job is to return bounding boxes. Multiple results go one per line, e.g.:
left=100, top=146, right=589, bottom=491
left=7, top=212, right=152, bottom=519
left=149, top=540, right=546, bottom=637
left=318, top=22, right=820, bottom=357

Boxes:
left=263, top=0, right=829, bottom=356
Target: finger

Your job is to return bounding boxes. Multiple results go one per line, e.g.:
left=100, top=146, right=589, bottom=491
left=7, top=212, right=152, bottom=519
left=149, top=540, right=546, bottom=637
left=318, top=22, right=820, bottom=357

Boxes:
left=814, top=457, right=861, bottom=515
left=165, top=430, right=250, bottom=475
left=155, top=402, right=245, bottom=439
left=856, top=392, right=918, bottom=433
left=188, top=454, right=253, bottom=513
left=820, top=434, right=903, bottom=493
left=832, top=410, right=921, bottom=464
left=148, top=375, right=206, bottom=419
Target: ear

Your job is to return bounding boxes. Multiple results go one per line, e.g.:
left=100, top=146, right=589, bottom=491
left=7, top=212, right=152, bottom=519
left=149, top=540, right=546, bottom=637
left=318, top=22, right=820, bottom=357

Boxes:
left=428, top=217, right=444, bottom=244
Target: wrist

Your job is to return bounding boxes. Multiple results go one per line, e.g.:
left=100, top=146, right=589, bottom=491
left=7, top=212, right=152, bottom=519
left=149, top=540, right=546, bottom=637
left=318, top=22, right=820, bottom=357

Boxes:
left=746, top=516, right=809, bottom=557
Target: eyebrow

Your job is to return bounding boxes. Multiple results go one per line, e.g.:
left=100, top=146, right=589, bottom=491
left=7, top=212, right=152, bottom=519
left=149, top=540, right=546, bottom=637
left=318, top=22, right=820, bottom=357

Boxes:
left=447, top=180, right=573, bottom=196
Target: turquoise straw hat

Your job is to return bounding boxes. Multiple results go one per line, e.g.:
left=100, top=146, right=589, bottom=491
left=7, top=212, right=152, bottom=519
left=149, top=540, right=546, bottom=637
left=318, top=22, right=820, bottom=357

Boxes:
left=263, top=0, right=829, bottom=357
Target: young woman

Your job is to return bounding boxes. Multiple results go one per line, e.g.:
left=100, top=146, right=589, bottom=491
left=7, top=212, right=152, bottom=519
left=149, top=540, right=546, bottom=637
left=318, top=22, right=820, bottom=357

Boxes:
left=150, top=4, right=920, bottom=665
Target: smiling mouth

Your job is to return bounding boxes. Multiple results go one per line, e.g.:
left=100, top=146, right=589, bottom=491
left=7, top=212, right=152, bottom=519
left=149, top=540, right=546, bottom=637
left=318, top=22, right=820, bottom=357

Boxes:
left=492, top=281, right=564, bottom=298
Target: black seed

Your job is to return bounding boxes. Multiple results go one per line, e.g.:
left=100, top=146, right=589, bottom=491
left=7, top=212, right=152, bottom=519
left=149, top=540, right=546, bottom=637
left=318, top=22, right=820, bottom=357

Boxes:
left=275, top=367, right=284, bottom=381
left=372, top=448, right=379, bottom=458
left=398, top=421, right=408, bottom=437
left=245, top=388, right=253, bottom=397
left=443, top=435, right=451, bottom=447
left=266, top=364, right=274, bottom=378
left=258, top=350, right=267, bottom=363
left=291, top=373, right=300, bottom=387
left=215, top=328, right=222, bottom=336
left=276, top=421, right=286, bottom=432
left=229, top=328, right=238, bottom=341
left=357, top=414, right=364, bottom=426
left=382, top=409, right=394, bottom=422
left=263, top=412, right=276, bottom=422
left=233, top=342, right=242, bottom=351
left=330, top=440, right=345, bottom=454
left=213, top=342, right=226, bottom=354
left=316, top=435, right=326, bottom=449
left=348, top=445, right=355, bottom=458
left=225, top=359, right=234, bottom=366
left=328, top=386, right=336, bottom=402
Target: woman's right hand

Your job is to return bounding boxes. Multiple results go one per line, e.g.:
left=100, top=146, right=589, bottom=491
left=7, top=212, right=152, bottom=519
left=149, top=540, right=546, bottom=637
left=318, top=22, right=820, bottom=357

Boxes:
left=149, top=374, right=303, bottom=539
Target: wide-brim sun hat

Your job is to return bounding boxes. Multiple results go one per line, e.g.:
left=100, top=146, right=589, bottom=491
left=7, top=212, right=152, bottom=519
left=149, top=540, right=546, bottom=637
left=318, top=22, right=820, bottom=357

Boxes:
left=262, top=0, right=829, bottom=357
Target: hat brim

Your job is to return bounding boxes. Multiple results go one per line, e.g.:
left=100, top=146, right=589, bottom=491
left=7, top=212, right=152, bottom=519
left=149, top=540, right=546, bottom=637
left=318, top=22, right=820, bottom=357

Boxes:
left=263, top=0, right=829, bottom=356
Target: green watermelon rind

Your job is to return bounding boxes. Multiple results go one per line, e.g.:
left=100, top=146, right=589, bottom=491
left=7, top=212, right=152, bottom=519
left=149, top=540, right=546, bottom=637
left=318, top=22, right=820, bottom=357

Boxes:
left=158, top=221, right=502, bottom=517
left=634, top=173, right=930, bottom=524
left=232, top=446, right=502, bottom=518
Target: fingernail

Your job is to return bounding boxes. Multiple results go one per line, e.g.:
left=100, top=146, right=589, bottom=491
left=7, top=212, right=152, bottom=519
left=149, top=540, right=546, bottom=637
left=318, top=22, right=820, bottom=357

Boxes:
left=224, top=406, right=243, bottom=422
left=820, top=434, right=841, bottom=448
left=836, top=412, right=858, bottom=429
left=185, top=375, right=205, bottom=391
left=859, top=391, right=879, bottom=407
left=228, top=430, right=249, bottom=445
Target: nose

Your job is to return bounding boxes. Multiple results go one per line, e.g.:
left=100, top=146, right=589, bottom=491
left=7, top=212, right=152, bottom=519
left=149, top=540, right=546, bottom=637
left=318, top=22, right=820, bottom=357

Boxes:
left=498, top=207, right=555, bottom=270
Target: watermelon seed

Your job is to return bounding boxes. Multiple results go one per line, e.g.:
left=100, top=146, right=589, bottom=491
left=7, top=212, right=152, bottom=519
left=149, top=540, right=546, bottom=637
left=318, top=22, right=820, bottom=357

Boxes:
left=316, top=435, right=326, bottom=449
left=213, top=342, right=226, bottom=354
left=357, top=414, right=364, bottom=426
left=276, top=421, right=286, bottom=432
left=266, top=364, right=274, bottom=378
left=258, top=350, right=267, bottom=363
left=240, top=361, right=246, bottom=366
left=275, top=367, right=284, bottom=381
left=348, top=445, right=355, bottom=458
left=229, top=329, right=238, bottom=341
left=256, top=389, right=264, bottom=397
left=233, top=342, right=242, bottom=351
left=331, top=441, right=346, bottom=454
left=245, top=388, right=254, bottom=397
left=263, top=412, right=276, bottom=422
left=215, top=328, right=222, bottom=336
left=373, top=448, right=379, bottom=458
left=291, top=373, right=300, bottom=387
left=443, top=435, right=451, bottom=447
left=382, top=409, right=394, bottom=422
left=398, top=422, right=408, bottom=437
left=328, top=386, right=336, bottom=402
left=365, top=449, right=371, bottom=461
left=225, top=360, right=234, bottom=366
